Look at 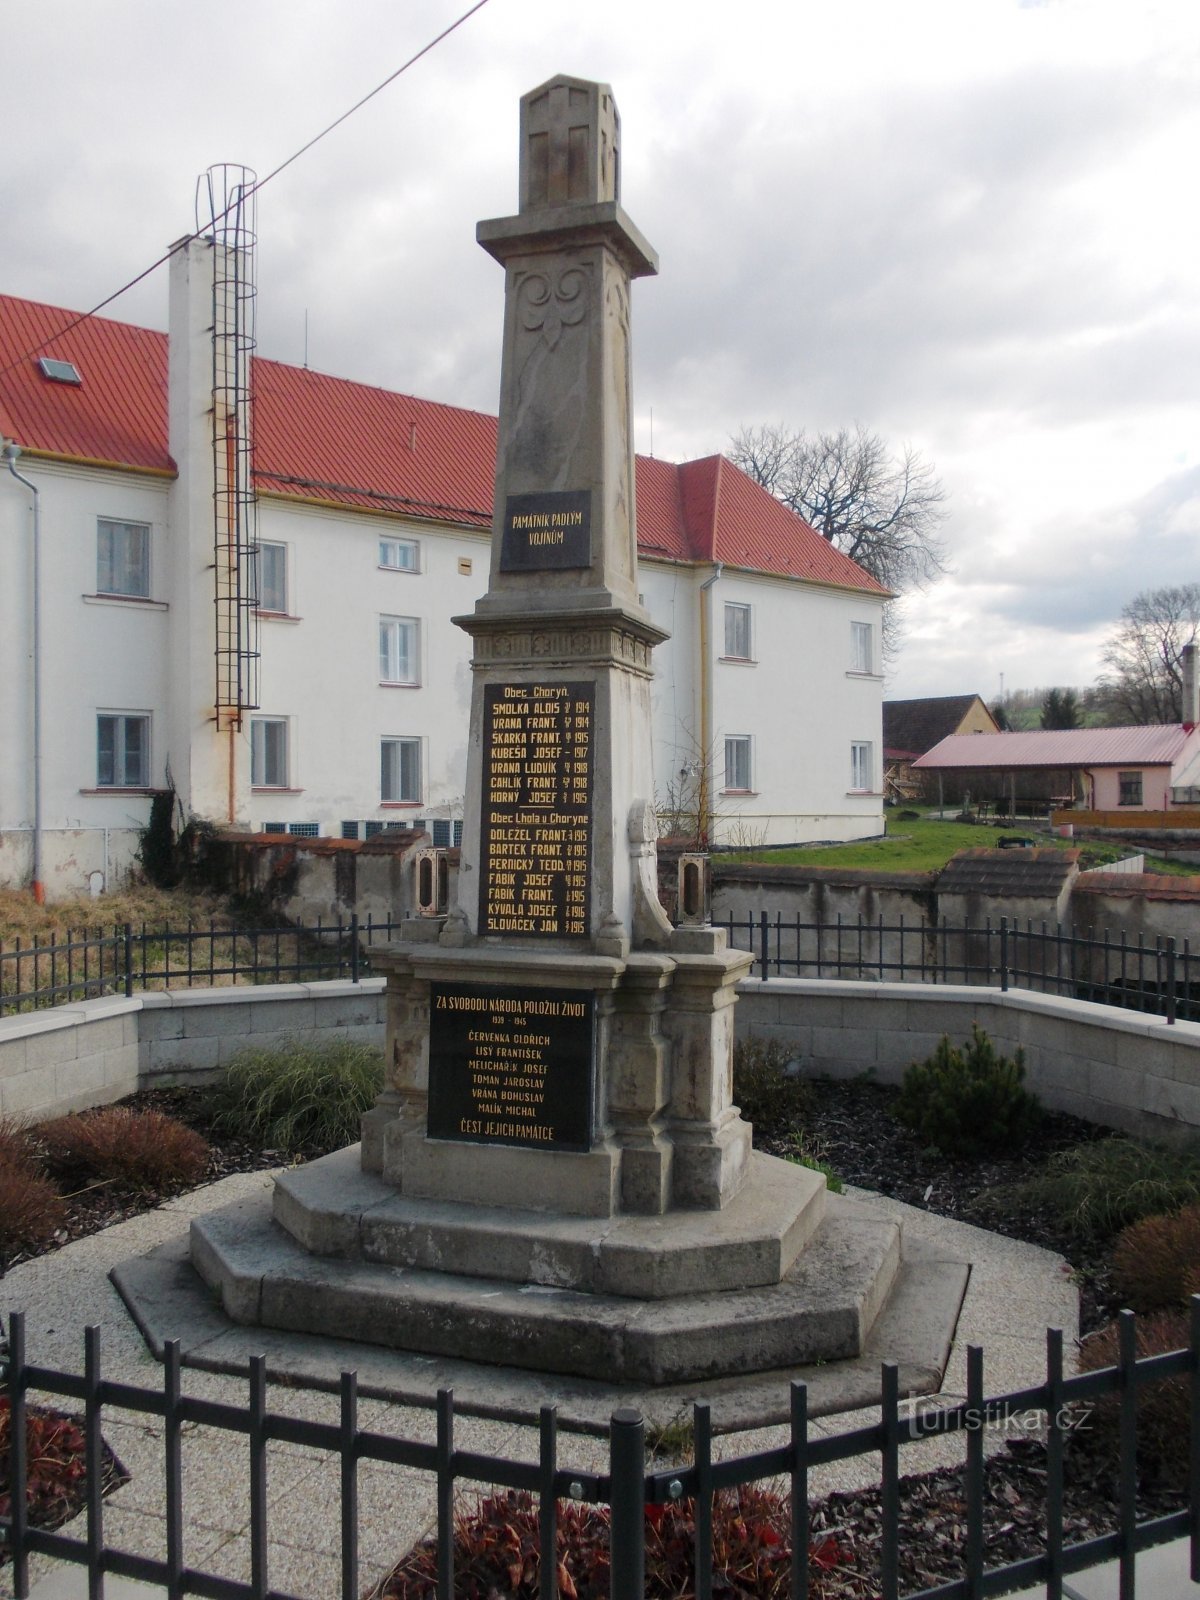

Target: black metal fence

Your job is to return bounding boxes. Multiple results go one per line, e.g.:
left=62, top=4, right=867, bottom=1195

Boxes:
left=0, top=914, right=405, bottom=1018
left=720, top=910, right=1198, bottom=1025
left=2, top=1307, right=1197, bottom=1600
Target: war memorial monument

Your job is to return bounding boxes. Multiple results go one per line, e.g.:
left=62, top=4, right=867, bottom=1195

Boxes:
left=123, top=76, right=966, bottom=1418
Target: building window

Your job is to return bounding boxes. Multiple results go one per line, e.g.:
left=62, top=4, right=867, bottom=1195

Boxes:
left=1118, top=771, right=1143, bottom=807
left=97, top=713, right=149, bottom=788
left=723, top=603, right=752, bottom=660
left=380, top=617, right=420, bottom=684
left=850, top=621, right=874, bottom=675
left=382, top=737, right=422, bottom=802
left=850, top=741, right=873, bottom=792
left=380, top=537, right=420, bottom=572
left=97, top=518, right=150, bottom=598
left=251, top=718, right=289, bottom=788
left=724, top=736, right=752, bottom=792
left=255, top=542, right=288, bottom=613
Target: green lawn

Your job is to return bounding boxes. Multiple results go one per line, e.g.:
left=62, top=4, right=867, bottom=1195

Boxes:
left=715, top=814, right=1197, bottom=875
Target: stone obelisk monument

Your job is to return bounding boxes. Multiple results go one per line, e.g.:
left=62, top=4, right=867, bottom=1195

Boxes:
left=361, top=73, right=763, bottom=1224
left=189, top=78, right=911, bottom=1390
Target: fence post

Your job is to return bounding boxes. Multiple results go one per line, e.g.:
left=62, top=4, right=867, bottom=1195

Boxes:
left=609, top=1408, right=645, bottom=1600
left=760, top=910, right=769, bottom=982
left=7, top=1311, right=29, bottom=1599
left=1166, top=936, right=1177, bottom=1026
left=999, top=917, right=1008, bottom=994
left=350, top=913, right=360, bottom=985
left=123, top=921, right=134, bottom=999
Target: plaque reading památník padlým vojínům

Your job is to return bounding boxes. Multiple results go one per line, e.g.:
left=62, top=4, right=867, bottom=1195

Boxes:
left=500, top=490, right=592, bottom=571
left=480, top=681, right=592, bottom=936
left=426, top=982, right=594, bottom=1152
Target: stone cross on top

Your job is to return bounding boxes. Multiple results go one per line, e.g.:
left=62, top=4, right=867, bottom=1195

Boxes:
left=520, top=76, right=620, bottom=213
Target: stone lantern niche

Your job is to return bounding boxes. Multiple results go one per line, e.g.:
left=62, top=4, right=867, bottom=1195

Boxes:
left=189, top=77, right=916, bottom=1394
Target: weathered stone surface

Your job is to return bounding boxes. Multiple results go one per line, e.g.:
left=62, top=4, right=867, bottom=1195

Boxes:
left=273, top=1146, right=825, bottom=1299
left=190, top=1184, right=896, bottom=1385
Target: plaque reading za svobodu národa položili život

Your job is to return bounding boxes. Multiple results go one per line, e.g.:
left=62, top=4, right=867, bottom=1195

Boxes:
left=426, top=982, right=595, bottom=1151
left=480, top=681, right=592, bottom=937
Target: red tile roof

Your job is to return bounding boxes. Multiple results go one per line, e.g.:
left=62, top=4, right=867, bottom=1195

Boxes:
left=915, top=726, right=1192, bottom=770
left=0, top=293, right=886, bottom=593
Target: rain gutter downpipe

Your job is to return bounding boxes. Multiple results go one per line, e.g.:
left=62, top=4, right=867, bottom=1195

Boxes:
left=3, top=441, right=44, bottom=902
left=697, top=562, right=723, bottom=846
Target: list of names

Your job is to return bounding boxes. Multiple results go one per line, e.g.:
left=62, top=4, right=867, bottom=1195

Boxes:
left=479, top=680, right=593, bottom=937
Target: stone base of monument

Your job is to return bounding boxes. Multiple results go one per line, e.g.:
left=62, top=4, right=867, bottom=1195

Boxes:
left=188, top=1147, right=906, bottom=1386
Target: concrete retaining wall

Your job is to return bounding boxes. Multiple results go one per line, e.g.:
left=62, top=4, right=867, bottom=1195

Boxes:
left=0, top=980, right=386, bottom=1122
left=736, top=979, right=1200, bottom=1145
left=4, top=971, right=1197, bottom=1147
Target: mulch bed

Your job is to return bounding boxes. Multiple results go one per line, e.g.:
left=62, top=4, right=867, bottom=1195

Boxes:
left=758, top=1076, right=1120, bottom=1332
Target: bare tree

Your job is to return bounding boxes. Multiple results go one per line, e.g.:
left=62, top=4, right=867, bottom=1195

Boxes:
left=1099, top=584, right=1200, bottom=724
left=730, top=422, right=949, bottom=595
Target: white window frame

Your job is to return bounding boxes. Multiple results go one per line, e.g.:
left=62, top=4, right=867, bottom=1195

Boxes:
left=97, top=712, right=150, bottom=788
left=850, top=741, right=873, bottom=793
left=850, top=621, right=874, bottom=675
left=380, top=616, right=420, bottom=685
left=255, top=541, right=289, bottom=614
left=251, top=717, right=290, bottom=789
left=97, top=518, right=150, bottom=598
left=379, top=536, right=420, bottom=573
left=724, top=735, right=753, bottom=792
left=381, top=736, right=422, bottom=803
left=723, top=602, right=753, bottom=661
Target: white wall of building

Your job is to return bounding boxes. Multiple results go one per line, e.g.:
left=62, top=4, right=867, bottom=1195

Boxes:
left=0, top=452, right=886, bottom=890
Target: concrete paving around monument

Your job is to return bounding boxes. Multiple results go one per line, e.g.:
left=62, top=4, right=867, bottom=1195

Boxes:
left=3, top=1167, right=1087, bottom=1600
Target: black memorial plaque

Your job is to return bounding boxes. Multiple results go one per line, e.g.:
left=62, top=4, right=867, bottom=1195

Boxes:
left=427, top=981, right=594, bottom=1151
left=500, top=490, right=592, bottom=571
left=480, top=681, right=592, bottom=937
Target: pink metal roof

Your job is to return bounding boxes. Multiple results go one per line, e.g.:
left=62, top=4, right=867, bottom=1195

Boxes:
left=914, top=726, right=1191, bottom=771
left=0, top=292, right=886, bottom=594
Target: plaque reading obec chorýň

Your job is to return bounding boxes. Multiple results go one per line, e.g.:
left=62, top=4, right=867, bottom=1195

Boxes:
left=480, top=681, right=592, bottom=937
left=426, top=982, right=594, bottom=1151
left=500, top=490, right=591, bottom=571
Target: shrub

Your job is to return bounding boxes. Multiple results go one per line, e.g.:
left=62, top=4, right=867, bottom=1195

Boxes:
left=35, top=1107, right=209, bottom=1194
left=373, top=1485, right=851, bottom=1599
left=1111, top=1203, right=1200, bottom=1312
left=1077, top=1310, right=1190, bottom=1482
left=206, top=1038, right=384, bottom=1156
left=976, top=1137, right=1200, bottom=1246
left=0, top=1161, right=67, bottom=1261
left=0, top=1114, right=36, bottom=1171
left=895, top=1025, right=1041, bottom=1158
left=733, top=1037, right=810, bottom=1137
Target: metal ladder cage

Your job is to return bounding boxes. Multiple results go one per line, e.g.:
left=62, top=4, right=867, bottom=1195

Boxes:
left=199, top=164, right=262, bottom=729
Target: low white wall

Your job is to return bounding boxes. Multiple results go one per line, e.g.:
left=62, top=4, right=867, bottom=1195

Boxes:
left=736, top=979, right=1200, bottom=1145
left=0, top=979, right=386, bottom=1122
left=4, top=972, right=1197, bottom=1146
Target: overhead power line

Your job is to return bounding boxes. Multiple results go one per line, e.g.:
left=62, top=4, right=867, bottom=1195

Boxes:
left=0, top=0, right=491, bottom=383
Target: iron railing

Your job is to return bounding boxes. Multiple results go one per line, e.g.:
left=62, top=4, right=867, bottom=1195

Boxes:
left=2, top=1307, right=1197, bottom=1600
left=0, top=914, right=404, bottom=1018
left=718, top=911, right=1198, bottom=1025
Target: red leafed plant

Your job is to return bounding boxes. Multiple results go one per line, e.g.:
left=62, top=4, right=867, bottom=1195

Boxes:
left=0, top=1397, right=128, bottom=1554
left=372, top=1486, right=857, bottom=1598
left=33, top=1107, right=209, bottom=1194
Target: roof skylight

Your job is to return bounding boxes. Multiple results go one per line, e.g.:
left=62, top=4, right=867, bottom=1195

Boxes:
left=37, top=356, right=82, bottom=385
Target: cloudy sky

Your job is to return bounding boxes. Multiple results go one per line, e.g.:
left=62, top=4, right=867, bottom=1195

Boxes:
left=5, top=0, right=1198, bottom=699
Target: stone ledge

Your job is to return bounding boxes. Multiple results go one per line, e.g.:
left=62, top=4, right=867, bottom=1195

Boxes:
left=187, top=1191, right=901, bottom=1385
left=272, top=1146, right=826, bottom=1299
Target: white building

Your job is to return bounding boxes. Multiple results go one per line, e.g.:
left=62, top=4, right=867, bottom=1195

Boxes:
left=0, top=239, right=888, bottom=897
